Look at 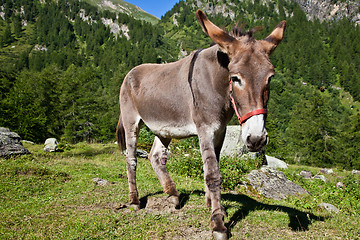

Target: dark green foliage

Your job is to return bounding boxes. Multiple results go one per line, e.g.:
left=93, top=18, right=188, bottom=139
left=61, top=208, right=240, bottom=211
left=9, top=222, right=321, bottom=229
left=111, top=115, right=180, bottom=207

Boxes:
left=0, top=23, right=13, bottom=46
left=168, top=138, right=204, bottom=180
left=220, top=156, right=263, bottom=190
left=167, top=137, right=263, bottom=190
left=284, top=167, right=360, bottom=215
left=0, top=0, right=175, bottom=143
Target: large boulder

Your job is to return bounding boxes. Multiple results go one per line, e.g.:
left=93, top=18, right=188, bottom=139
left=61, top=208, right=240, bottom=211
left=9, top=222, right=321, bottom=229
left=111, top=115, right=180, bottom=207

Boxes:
left=245, top=167, right=310, bottom=200
left=0, top=127, right=30, bottom=157
left=220, top=125, right=244, bottom=157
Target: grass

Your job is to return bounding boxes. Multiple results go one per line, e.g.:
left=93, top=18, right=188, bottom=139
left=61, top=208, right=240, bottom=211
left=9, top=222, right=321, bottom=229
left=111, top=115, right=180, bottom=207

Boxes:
left=0, top=142, right=359, bottom=239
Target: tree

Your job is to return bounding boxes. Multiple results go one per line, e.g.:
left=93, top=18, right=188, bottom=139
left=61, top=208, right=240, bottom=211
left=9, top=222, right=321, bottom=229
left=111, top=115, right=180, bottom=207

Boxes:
left=1, top=24, right=14, bottom=47
left=284, top=89, right=346, bottom=167
left=338, top=113, right=360, bottom=169
left=13, top=14, right=22, bottom=38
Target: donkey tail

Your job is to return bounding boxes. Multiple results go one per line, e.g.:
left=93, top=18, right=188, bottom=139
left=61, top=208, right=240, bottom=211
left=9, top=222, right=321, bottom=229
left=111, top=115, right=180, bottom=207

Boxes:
left=116, top=114, right=126, bottom=152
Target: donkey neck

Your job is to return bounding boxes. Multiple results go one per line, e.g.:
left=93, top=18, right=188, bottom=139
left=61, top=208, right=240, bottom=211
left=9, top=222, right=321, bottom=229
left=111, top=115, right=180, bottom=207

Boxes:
left=187, top=44, right=234, bottom=125
left=199, top=45, right=231, bottom=95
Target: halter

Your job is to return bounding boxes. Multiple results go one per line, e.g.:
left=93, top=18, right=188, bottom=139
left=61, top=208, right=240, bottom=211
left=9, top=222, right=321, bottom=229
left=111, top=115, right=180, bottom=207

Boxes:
left=229, top=75, right=268, bottom=125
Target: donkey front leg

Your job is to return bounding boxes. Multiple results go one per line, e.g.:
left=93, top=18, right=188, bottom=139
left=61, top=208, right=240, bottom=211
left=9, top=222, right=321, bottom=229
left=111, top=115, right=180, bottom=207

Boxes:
left=198, top=133, right=227, bottom=240
left=148, top=136, right=179, bottom=206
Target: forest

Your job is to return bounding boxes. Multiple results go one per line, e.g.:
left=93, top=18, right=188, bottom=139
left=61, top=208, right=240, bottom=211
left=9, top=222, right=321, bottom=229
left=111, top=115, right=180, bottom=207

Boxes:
left=0, top=0, right=360, bottom=170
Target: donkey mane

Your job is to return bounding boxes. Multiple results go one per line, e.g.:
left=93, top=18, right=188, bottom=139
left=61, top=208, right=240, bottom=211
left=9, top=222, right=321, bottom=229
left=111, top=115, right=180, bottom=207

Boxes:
left=230, top=25, right=264, bottom=39
left=209, top=25, right=263, bottom=47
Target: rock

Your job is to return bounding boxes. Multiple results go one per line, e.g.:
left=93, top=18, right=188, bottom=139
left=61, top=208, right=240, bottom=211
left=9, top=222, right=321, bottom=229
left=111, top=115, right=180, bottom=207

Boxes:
left=314, top=175, right=327, bottom=182
left=320, top=168, right=333, bottom=174
left=318, top=203, right=339, bottom=213
left=294, top=0, right=360, bottom=25
left=121, top=149, right=149, bottom=158
left=300, top=170, right=313, bottom=178
left=0, top=127, right=30, bottom=157
left=220, top=125, right=244, bottom=157
left=136, top=149, right=148, bottom=158
left=245, top=167, right=310, bottom=200
left=352, top=170, right=360, bottom=175
left=336, top=182, right=345, bottom=189
left=43, top=138, right=59, bottom=152
left=92, top=178, right=110, bottom=186
left=265, top=155, right=288, bottom=169
left=0, top=127, right=10, bottom=132
left=21, top=140, right=35, bottom=144
left=220, top=126, right=267, bottom=165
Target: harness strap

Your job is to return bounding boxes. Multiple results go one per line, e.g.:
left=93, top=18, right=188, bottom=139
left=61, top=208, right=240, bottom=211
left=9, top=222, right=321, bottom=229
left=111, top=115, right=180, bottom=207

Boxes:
left=188, top=49, right=204, bottom=106
left=229, top=75, right=267, bottom=125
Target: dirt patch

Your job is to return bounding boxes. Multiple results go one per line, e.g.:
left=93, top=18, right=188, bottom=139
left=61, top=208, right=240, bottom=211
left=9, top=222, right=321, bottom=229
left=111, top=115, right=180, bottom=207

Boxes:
left=145, top=196, right=178, bottom=213
left=145, top=196, right=212, bottom=239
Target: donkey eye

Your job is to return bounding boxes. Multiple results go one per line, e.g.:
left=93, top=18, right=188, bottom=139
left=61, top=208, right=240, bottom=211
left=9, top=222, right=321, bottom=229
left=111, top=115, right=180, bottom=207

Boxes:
left=231, top=76, right=239, bottom=82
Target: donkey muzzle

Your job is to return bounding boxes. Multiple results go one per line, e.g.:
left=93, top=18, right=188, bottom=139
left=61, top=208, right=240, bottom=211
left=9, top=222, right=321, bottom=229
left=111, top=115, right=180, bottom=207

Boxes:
left=245, top=133, right=268, bottom=152
left=241, top=114, right=268, bottom=152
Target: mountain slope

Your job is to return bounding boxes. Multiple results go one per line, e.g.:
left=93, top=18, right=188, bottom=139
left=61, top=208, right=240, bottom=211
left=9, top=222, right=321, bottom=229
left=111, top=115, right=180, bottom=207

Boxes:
left=84, top=0, right=159, bottom=24
left=293, top=0, right=360, bottom=25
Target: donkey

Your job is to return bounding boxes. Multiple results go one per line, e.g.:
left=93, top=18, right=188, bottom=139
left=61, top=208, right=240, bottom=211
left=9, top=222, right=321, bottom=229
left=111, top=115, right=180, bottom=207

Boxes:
left=117, top=10, right=286, bottom=240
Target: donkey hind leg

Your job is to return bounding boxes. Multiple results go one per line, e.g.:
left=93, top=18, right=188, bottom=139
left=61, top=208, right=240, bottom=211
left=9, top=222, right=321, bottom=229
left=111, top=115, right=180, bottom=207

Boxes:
left=148, top=136, right=180, bottom=206
left=125, top=118, right=142, bottom=210
left=199, top=132, right=228, bottom=240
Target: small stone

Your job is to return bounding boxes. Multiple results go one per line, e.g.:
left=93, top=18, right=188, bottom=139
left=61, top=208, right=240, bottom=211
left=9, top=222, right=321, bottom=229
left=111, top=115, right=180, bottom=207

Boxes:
left=21, top=140, right=35, bottom=144
left=300, top=170, right=313, bottom=178
left=265, top=155, right=288, bottom=169
left=336, top=182, right=345, bottom=189
left=44, top=138, right=59, bottom=152
left=92, top=177, right=109, bottom=186
left=320, top=168, right=334, bottom=174
left=136, top=149, right=148, bottom=158
left=314, top=175, right=327, bottom=182
left=318, top=203, right=339, bottom=213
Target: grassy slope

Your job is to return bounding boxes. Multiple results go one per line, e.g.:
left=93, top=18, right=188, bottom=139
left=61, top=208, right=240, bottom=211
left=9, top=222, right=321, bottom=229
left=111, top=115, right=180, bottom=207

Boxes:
left=0, top=21, right=34, bottom=72
left=0, top=143, right=359, bottom=239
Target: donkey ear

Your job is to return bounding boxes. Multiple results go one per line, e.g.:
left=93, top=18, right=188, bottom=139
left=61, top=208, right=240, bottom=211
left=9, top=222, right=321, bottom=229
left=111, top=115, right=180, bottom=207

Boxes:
left=262, top=21, right=286, bottom=55
left=196, top=9, right=235, bottom=54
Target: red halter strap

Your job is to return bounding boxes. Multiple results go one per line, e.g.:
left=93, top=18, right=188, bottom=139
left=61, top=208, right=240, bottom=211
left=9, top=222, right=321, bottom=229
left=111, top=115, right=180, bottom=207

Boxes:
left=229, top=75, right=268, bottom=125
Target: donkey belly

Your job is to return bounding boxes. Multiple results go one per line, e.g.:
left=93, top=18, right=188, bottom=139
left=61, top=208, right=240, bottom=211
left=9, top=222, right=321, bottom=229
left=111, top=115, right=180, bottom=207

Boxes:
left=145, top=120, right=198, bottom=139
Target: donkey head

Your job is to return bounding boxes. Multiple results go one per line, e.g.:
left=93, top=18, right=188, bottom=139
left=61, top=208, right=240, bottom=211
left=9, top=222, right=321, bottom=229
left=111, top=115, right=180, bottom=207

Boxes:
left=196, top=10, right=286, bottom=152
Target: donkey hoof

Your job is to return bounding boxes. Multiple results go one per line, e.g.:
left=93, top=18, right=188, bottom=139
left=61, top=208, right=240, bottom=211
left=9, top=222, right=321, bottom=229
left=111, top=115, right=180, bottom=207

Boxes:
left=128, top=204, right=140, bottom=211
left=213, top=231, right=228, bottom=240
left=168, top=195, right=180, bottom=207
